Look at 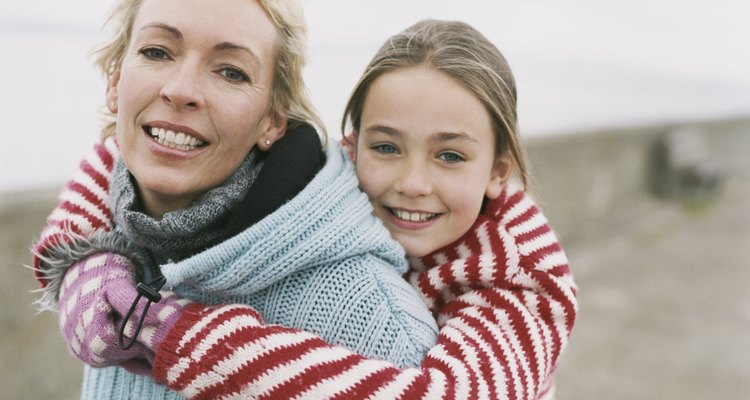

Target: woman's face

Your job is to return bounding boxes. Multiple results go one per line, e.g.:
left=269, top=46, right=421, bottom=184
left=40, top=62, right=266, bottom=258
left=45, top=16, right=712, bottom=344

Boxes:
left=107, top=0, right=285, bottom=218
left=355, top=66, right=510, bottom=257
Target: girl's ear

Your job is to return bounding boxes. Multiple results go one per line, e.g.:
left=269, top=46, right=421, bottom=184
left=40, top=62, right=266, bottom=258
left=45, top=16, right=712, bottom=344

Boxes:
left=256, top=113, right=288, bottom=151
left=341, top=130, right=357, bottom=162
left=105, top=69, right=121, bottom=113
left=485, top=153, right=514, bottom=199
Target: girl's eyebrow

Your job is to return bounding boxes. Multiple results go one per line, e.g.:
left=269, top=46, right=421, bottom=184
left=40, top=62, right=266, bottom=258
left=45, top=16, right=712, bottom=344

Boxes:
left=365, top=124, right=478, bottom=143
left=434, top=131, right=479, bottom=143
left=365, top=124, right=402, bottom=137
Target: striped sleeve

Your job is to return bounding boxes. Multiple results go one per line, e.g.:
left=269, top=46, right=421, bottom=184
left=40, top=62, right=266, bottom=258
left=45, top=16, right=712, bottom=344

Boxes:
left=152, top=186, right=577, bottom=400
left=154, top=287, right=575, bottom=399
left=32, top=137, right=119, bottom=287
left=154, top=303, right=457, bottom=400
left=409, top=185, right=577, bottom=398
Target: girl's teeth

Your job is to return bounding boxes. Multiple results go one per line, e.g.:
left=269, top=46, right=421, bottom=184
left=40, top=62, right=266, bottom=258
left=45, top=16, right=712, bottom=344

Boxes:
left=394, top=209, right=435, bottom=222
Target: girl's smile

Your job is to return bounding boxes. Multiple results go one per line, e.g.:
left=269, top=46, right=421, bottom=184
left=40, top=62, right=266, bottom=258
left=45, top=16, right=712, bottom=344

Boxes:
left=383, top=206, right=442, bottom=230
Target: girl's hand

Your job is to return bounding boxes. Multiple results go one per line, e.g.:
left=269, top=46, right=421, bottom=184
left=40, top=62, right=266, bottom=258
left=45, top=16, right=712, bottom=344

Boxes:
left=58, top=253, right=154, bottom=374
left=57, top=252, right=191, bottom=375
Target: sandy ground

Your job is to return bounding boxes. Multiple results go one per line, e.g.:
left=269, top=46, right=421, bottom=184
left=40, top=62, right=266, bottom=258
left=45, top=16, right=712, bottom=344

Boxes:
left=2, top=118, right=748, bottom=399
left=555, top=171, right=750, bottom=399
left=1, top=189, right=81, bottom=400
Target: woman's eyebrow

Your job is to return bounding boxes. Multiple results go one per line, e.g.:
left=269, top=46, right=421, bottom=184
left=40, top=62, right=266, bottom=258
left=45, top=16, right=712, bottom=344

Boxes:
left=139, top=23, right=182, bottom=40
left=214, top=42, right=261, bottom=69
left=136, top=24, right=261, bottom=70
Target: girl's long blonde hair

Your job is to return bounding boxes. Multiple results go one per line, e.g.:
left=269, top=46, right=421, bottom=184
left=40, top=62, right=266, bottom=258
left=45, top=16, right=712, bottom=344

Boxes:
left=342, top=19, right=527, bottom=188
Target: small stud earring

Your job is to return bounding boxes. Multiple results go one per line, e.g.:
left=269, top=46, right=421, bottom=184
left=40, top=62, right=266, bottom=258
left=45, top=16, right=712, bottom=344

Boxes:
left=265, top=140, right=271, bottom=146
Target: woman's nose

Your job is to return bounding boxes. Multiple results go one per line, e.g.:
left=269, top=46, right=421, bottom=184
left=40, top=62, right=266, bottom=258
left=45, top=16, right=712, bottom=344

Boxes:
left=160, top=63, right=205, bottom=111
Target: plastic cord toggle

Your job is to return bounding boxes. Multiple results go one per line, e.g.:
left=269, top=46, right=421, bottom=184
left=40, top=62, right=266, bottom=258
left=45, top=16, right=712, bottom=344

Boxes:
left=118, top=275, right=167, bottom=350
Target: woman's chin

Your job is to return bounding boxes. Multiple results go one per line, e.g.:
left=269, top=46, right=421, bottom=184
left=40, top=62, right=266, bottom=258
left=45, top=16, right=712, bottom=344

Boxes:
left=136, top=180, right=203, bottom=214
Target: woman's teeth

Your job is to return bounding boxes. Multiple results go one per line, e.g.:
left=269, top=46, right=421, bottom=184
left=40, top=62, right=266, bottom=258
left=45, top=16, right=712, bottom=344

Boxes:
left=149, top=127, right=205, bottom=150
left=392, top=209, right=437, bottom=222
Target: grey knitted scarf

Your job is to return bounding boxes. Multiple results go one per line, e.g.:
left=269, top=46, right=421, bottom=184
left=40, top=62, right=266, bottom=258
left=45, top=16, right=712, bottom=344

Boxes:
left=110, top=150, right=263, bottom=265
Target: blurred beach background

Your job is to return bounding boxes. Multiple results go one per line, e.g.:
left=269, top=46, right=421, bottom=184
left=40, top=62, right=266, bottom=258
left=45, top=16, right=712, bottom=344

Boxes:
left=2, top=0, right=749, bottom=398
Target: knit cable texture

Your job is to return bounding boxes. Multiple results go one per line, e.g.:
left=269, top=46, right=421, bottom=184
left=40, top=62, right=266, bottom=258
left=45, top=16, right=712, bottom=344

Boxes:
left=110, top=148, right=263, bottom=264
left=158, top=139, right=406, bottom=295
left=150, top=142, right=436, bottom=372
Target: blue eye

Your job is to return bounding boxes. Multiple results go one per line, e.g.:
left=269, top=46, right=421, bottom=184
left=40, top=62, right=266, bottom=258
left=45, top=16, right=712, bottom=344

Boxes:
left=219, top=67, right=249, bottom=83
left=373, top=143, right=399, bottom=155
left=140, top=47, right=170, bottom=60
left=438, top=152, right=465, bottom=164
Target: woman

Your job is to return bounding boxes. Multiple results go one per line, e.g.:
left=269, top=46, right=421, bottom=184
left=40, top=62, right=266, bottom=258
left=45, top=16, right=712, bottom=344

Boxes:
left=33, top=0, right=438, bottom=398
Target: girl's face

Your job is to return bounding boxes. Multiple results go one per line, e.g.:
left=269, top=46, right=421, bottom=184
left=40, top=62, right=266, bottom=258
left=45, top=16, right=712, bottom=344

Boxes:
left=107, top=0, right=285, bottom=218
left=355, top=66, right=511, bottom=257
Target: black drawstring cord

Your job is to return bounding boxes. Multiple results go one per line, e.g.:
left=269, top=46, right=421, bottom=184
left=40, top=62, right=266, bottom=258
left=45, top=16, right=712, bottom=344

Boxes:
left=118, top=275, right=167, bottom=350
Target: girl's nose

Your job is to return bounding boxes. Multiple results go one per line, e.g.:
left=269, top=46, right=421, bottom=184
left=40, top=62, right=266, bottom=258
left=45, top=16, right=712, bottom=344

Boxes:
left=394, top=160, right=433, bottom=197
left=160, top=63, right=205, bottom=111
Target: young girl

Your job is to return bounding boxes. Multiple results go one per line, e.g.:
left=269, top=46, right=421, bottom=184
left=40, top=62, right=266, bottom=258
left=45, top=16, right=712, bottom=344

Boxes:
left=35, top=18, right=577, bottom=400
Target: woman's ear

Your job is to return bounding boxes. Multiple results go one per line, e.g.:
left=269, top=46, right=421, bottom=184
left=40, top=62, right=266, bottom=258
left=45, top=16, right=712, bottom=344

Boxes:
left=105, top=69, right=121, bottom=113
left=256, top=113, right=288, bottom=151
left=485, top=153, right=514, bottom=199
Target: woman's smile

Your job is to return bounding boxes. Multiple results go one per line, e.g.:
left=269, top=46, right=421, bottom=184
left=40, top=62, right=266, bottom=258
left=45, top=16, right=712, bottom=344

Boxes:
left=109, top=0, right=286, bottom=217
left=145, top=125, right=206, bottom=151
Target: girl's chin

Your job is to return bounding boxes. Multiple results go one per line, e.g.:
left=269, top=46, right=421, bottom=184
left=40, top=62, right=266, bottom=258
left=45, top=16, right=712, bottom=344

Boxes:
left=400, top=241, right=436, bottom=258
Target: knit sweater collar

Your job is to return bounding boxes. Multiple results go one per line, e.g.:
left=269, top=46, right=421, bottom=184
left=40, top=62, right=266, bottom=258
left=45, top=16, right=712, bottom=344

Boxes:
left=159, top=142, right=408, bottom=298
left=110, top=149, right=263, bottom=265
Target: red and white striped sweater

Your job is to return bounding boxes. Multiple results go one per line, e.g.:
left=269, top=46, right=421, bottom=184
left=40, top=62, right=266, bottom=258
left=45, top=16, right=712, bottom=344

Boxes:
left=33, top=138, right=577, bottom=400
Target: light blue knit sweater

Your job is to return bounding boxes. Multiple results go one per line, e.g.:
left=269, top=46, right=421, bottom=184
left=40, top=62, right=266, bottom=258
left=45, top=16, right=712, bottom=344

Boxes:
left=82, top=143, right=438, bottom=399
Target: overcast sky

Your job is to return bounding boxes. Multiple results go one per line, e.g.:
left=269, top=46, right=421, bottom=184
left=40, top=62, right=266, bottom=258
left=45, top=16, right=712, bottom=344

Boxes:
left=2, top=0, right=749, bottom=191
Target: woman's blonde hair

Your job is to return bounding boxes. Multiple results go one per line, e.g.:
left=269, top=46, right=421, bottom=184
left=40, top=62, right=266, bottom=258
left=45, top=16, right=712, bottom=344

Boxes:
left=342, top=19, right=527, bottom=188
left=94, top=0, right=325, bottom=141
